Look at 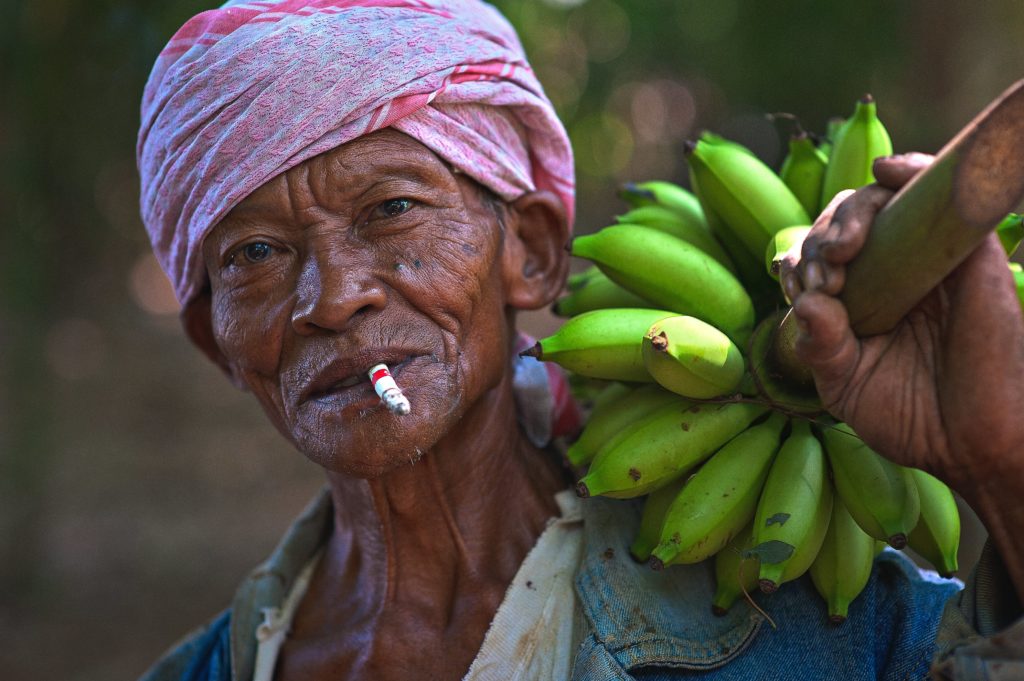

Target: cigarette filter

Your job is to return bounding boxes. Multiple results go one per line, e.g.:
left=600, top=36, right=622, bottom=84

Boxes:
left=367, top=363, right=411, bottom=415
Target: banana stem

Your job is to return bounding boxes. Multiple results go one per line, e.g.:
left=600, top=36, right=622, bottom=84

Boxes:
left=771, top=79, right=1024, bottom=374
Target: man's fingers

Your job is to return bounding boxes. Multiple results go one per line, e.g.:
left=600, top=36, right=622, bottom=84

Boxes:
left=780, top=190, right=853, bottom=296
left=801, top=190, right=854, bottom=261
left=815, top=184, right=894, bottom=265
left=872, top=152, right=934, bottom=190
left=792, top=185, right=892, bottom=296
left=792, top=290, right=860, bottom=393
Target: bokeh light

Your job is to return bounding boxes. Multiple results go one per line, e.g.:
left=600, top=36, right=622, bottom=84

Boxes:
left=673, top=0, right=739, bottom=45
left=569, top=0, right=631, bottom=64
left=571, top=112, right=634, bottom=178
left=129, top=253, right=179, bottom=316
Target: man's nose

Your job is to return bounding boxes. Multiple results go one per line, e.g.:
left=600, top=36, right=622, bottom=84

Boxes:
left=290, top=250, right=387, bottom=335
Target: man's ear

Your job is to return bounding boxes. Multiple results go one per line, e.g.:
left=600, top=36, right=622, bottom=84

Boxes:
left=501, top=190, right=570, bottom=310
left=181, top=290, right=248, bottom=390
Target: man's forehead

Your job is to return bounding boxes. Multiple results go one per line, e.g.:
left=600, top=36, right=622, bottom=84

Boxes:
left=228, top=129, right=457, bottom=217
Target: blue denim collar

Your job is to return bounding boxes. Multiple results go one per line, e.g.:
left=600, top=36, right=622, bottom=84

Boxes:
left=574, top=495, right=764, bottom=672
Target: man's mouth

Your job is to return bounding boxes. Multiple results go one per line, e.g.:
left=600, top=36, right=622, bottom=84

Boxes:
left=326, top=374, right=363, bottom=393
left=303, top=353, right=417, bottom=404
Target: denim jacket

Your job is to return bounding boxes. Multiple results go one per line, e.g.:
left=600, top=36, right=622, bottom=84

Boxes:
left=139, top=489, right=1024, bottom=681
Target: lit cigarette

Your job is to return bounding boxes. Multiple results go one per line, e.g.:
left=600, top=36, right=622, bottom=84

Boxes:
left=367, top=363, right=411, bottom=415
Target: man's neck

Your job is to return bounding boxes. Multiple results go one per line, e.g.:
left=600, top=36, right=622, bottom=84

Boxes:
left=321, top=374, right=567, bottom=625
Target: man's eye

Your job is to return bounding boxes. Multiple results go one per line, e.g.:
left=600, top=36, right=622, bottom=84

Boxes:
left=376, top=198, right=414, bottom=218
left=232, top=242, right=273, bottom=265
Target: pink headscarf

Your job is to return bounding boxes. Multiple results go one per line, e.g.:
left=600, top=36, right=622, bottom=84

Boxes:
left=138, top=0, right=575, bottom=306
left=137, top=0, right=580, bottom=443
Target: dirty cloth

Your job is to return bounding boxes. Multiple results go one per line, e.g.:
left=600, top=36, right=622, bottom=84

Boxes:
left=137, top=485, right=1023, bottom=681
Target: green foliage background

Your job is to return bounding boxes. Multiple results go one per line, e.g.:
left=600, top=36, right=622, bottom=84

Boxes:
left=2, top=1, right=1021, bottom=678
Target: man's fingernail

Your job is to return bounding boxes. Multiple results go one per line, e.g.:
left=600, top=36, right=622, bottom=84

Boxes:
left=794, top=315, right=809, bottom=334
left=822, top=221, right=841, bottom=243
left=782, top=272, right=801, bottom=304
left=805, top=261, right=824, bottom=290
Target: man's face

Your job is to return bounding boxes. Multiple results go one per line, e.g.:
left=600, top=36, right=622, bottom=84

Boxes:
left=200, top=130, right=519, bottom=477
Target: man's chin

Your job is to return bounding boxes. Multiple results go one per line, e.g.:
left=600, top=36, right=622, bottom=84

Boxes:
left=288, top=410, right=449, bottom=478
left=315, top=445, right=430, bottom=479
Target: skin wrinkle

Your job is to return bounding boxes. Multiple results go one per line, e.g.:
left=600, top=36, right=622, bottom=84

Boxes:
left=184, top=128, right=571, bottom=680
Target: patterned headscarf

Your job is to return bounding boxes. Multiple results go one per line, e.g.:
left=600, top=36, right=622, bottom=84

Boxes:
left=137, top=0, right=579, bottom=443
left=138, top=0, right=575, bottom=306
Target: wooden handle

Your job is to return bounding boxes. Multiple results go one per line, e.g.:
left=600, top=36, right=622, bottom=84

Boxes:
left=770, top=80, right=1024, bottom=391
left=841, top=78, right=1024, bottom=335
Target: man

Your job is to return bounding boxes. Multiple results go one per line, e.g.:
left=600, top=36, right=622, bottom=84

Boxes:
left=137, top=0, right=1024, bottom=678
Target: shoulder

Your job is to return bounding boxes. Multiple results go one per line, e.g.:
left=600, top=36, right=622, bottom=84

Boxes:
left=573, top=497, right=962, bottom=680
left=137, top=609, right=232, bottom=681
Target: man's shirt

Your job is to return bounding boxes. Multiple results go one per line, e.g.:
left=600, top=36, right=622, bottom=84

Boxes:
left=137, top=485, right=1024, bottom=681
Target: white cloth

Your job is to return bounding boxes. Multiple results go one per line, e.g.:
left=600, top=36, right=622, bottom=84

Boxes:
left=463, top=489, right=584, bottom=681
left=252, top=548, right=324, bottom=681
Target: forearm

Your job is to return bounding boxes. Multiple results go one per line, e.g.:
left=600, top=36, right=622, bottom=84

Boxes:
left=950, top=458, right=1024, bottom=603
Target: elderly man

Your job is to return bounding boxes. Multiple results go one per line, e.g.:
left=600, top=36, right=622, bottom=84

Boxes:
left=137, top=1, right=1024, bottom=679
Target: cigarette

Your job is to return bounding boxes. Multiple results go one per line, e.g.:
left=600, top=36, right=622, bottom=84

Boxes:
left=367, top=363, right=411, bottom=415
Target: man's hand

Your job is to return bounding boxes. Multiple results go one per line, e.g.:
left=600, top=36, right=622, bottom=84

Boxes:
left=778, top=153, right=1024, bottom=494
left=781, top=152, right=1024, bottom=599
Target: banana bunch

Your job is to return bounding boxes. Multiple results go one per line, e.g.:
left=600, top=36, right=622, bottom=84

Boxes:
left=529, top=94, right=971, bottom=624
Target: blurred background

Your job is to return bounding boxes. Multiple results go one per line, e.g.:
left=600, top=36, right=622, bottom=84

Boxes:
left=3, top=0, right=1023, bottom=678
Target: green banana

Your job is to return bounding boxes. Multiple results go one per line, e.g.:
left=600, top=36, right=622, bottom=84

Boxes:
left=752, top=420, right=833, bottom=592
left=578, top=400, right=767, bottom=500
left=571, top=224, right=755, bottom=344
left=822, top=423, right=921, bottom=548
left=630, top=476, right=688, bottom=563
left=641, top=315, right=745, bottom=399
left=651, top=411, right=786, bottom=568
left=1011, top=262, right=1024, bottom=313
left=522, top=307, right=675, bottom=382
left=809, top=493, right=877, bottom=624
left=685, top=137, right=810, bottom=265
left=699, top=131, right=757, bottom=155
left=567, top=373, right=616, bottom=407
left=693, top=179, right=777, bottom=300
left=567, top=383, right=685, bottom=467
left=817, top=117, right=846, bottom=159
left=996, top=212, right=1024, bottom=257
left=712, top=522, right=759, bottom=615
left=588, top=380, right=633, bottom=412
left=553, top=268, right=654, bottom=317
left=765, top=225, right=812, bottom=281
left=618, top=180, right=707, bottom=230
left=780, top=133, right=828, bottom=217
left=906, top=468, right=960, bottom=577
left=748, top=310, right=822, bottom=414
left=566, top=267, right=598, bottom=292
left=820, top=95, right=893, bottom=210
left=616, top=207, right=736, bottom=273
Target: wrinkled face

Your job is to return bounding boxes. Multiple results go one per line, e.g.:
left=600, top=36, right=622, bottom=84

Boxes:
left=201, top=130, right=518, bottom=477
